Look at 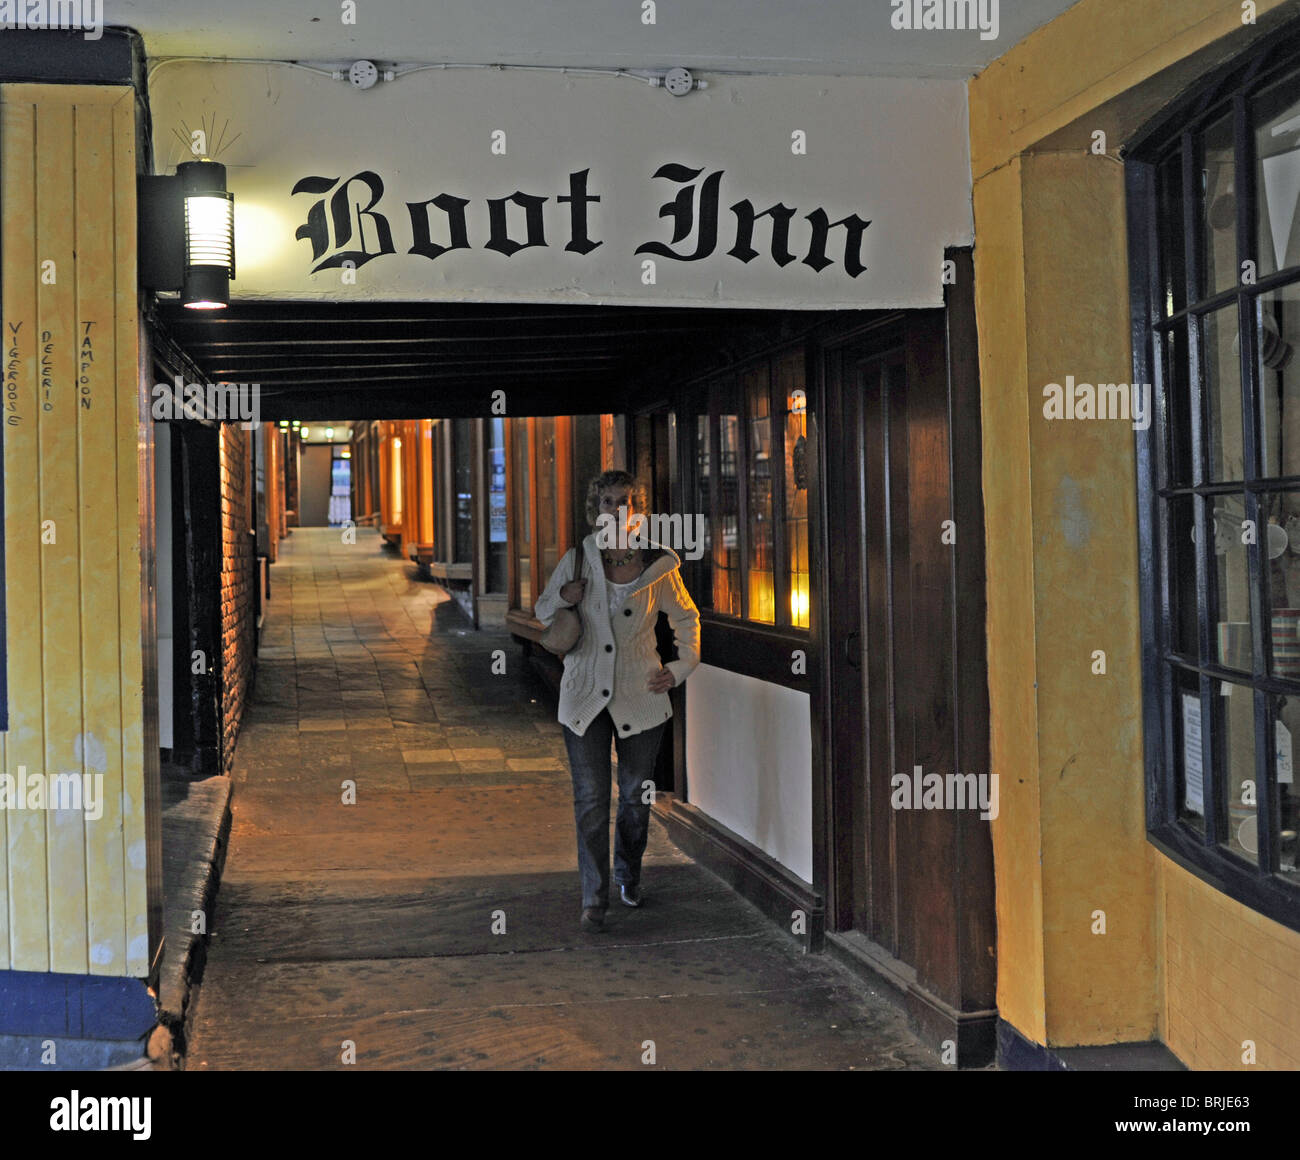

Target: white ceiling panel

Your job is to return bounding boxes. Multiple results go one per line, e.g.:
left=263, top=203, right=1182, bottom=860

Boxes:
left=108, top=0, right=1081, bottom=79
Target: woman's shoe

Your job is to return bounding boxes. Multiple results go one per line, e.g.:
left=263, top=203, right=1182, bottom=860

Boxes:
left=619, top=883, right=643, bottom=908
left=580, top=906, right=606, bottom=931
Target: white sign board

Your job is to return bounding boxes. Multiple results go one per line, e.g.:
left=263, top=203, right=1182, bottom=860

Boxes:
left=149, top=62, right=973, bottom=309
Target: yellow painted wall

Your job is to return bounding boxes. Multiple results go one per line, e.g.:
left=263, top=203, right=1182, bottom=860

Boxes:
left=1160, top=853, right=1300, bottom=1068
left=971, top=0, right=1300, bottom=1060
left=1, top=84, right=157, bottom=977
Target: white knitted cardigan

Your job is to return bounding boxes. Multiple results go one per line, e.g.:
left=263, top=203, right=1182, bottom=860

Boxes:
left=534, top=533, right=701, bottom=738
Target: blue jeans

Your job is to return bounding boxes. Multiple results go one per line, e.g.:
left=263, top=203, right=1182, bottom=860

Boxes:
left=562, top=710, right=669, bottom=909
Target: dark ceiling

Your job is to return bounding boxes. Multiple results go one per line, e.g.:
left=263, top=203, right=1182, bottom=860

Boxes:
left=156, top=301, right=825, bottom=420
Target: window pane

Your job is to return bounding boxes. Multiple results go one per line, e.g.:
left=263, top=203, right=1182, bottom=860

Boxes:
left=1166, top=495, right=1199, bottom=660
left=1174, top=668, right=1207, bottom=836
left=536, top=417, right=559, bottom=580
left=1198, top=112, right=1237, bottom=300
left=1211, top=493, right=1253, bottom=671
left=694, top=414, right=713, bottom=609
left=487, top=418, right=507, bottom=593
left=1260, top=488, right=1300, bottom=679
left=513, top=421, right=531, bottom=608
left=1256, top=282, right=1300, bottom=480
left=779, top=350, right=810, bottom=629
left=1162, top=324, right=1194, bottom=486
left=1158, top=149, right=1187, bottom=317
left=1254, top=81, right=1300, bottom=280
left=1217, top=678, right=1259, bottom=867
left=745, top=364, right=774, bottom=624
left=715, top=411, right=741, bottom=617
left=454, top=418, right=472, bottom=562
left=1273, top=692, right=1300, bottom=883
left=1203, top=306, right=1245, bottom=482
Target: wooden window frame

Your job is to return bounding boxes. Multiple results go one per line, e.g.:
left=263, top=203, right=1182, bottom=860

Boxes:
left=1128, top=24, right=1300, bottom=933
left=664, top=341, right=811, bottom=690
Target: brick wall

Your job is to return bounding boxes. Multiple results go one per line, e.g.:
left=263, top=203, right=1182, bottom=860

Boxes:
left=219, top=424, right=256, bottom=771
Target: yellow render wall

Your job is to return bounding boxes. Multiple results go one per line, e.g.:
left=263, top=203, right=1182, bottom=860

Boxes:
left=1, top=84, right=156, bottom=976
left=970, top=0, right=1300, bottom=1053
left=1161, top=854, right=1300, bottom=1068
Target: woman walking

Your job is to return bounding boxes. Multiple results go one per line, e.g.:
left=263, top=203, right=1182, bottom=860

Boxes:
left=534, top=470, right=701, bottom=931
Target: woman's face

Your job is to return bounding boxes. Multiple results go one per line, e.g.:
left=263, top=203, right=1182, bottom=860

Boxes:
left=598, top=486, right=636, bottom=531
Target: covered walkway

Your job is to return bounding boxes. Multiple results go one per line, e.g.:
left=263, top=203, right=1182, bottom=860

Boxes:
left=186, top=528, right=940, bottom=1070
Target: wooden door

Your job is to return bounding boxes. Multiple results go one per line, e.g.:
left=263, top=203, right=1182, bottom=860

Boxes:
left=820, top=284, right=995, bottom=1062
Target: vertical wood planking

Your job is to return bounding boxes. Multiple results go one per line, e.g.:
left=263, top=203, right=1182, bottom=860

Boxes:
left=2, top=96, right=47, bottom=970
left=78, top=99, right=127, bottom=976
left=2, top=85, right=146, bottom=977
left=38, top=99, right=89, bottom=973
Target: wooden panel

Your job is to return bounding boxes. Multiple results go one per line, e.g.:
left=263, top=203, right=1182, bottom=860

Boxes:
left=1, top=84, right=147, bottom=976
left=2, top=94, right=47, bottom=970
left=885, top=353, right=915, bottom=967
left=40, top=99, right=87, bottom=973
left=109, top=86, right=151, bottom=978
left=944, top=248, right=996, bottom=1014
left=77, top=100, right=126, bottom=976
left=861, top=356, right=893, bottom=946
left=903, top=310, right=959, bottom=1000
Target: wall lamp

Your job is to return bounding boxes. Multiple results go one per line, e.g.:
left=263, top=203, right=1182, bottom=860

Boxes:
left=138, top=159, right=236, bottom=309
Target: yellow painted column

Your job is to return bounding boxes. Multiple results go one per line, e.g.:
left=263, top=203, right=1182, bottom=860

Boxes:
left=975, top=148, right=1159, bottom=1046
left=1, top=84, right=157, bottom=979
left=969, top=0, right=1300, bottom=1056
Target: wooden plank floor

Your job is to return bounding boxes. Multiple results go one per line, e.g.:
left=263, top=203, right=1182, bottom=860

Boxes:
left=186, top=528, right=940, bottom=1071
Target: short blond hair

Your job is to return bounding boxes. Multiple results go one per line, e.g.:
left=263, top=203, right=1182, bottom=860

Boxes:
left=585, top=470, right=647, bottom=528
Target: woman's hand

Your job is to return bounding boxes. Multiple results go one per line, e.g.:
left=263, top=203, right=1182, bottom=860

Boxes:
left=560, top=579, right=587, bottom=606
left=647, top=668, right=676, bottom=694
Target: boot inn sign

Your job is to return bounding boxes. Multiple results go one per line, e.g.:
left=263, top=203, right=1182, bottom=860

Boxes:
left=292, top=165, right=873, bottom=279
left=149, top=63, right=973, bottom=308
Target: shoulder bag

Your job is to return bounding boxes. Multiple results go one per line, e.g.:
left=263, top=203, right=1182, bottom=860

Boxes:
left=540, top=546, right=584, bottom=657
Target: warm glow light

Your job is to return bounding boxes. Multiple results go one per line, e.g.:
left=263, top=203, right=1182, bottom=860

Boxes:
left=791, top=582, right=810, bottom=626
left=183, top=299, right=226, bottom=310
left=232, top=200, right=297, bottom=275
left=326, top=427, right=334, bottom=439
left=185, top=194, right=234, bottom=268
left=341, top=449, right=351, bottom=458
left=301, top=428, right=310, bottom=439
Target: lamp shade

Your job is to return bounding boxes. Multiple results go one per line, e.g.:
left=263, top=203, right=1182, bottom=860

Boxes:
left=179, top=160, right=234, bottom=309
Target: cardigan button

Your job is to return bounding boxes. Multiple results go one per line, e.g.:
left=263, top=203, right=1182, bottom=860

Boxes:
left=605, top=644, right=613, bottom=652
left=623, top=608, right=633, bottom=616
left=601, top=689, right=609, bottom=697
left=621, top=723, right=630, bottom=731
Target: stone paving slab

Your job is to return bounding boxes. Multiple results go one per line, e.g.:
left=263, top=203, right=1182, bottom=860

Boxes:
left=190, top=984, right=937, bottom=1071
left=187, top=528, right=940, bottom=1071
left=202, top=866, right=759, bottom=962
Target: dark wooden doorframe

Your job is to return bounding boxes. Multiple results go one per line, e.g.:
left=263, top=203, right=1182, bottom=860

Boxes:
left=814, top=250, right=996, bottom=1065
